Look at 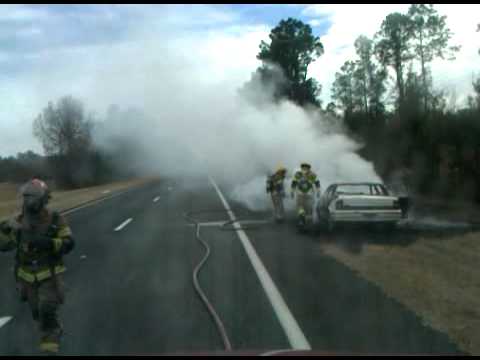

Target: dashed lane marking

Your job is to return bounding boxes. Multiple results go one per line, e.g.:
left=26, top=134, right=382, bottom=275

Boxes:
left=114, top=218, right=133, bottom=232
left=0, top=317, right=12, bottom=329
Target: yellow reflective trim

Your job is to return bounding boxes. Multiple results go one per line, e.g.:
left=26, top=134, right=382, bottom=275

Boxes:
left=17, top=268, right=36, bottom=283
left=36, top=266, right=66, bottom=282
left=57, top=226, right=72, bottom=237
left=39, top=342, right=59, bottom=353
left=36, top=270, right=51, bottom=282
left=53, top=238, right=63, bottom=253
left=0, top=231, right=16, bottom=251
left=17, top=265, right=66, bottom=283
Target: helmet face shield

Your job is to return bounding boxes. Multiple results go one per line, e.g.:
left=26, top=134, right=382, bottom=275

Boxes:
left=301, top=163, right=311, bottom=174
left=19, top=179, right=49, bottom=214
left=23, top=194, right=44, bottom=213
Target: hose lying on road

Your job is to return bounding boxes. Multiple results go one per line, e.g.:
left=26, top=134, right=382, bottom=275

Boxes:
left=183, top=209, right=270, bottom=352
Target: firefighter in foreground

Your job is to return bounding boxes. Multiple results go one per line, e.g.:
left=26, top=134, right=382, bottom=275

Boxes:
left=0, top=179, right=75, bottom=354
left=266, top=166, right=288, bottom=223
left=291, top=163, right=321, bottom=229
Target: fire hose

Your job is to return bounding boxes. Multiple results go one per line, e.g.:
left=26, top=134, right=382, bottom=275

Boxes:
left=183, top=209, right=269, bottom=352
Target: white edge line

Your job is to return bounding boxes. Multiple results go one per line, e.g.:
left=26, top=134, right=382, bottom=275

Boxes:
left=208, top=176, right=311, bottom=351
left=0, top=316, right=12, bottom=329
left=188, top=221, right=227, bottom=227
left=0, top=184, right=144, bottom=223
left=114, top=218, right=133, bottom=232
left=186, top=220, right=270, bottom=228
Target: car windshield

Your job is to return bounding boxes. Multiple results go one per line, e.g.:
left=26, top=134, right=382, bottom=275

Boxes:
left=336, top=184, right=372, bottom=195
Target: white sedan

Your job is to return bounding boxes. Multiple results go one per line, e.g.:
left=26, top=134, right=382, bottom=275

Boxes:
left=316, top=182, right=409, bottom=232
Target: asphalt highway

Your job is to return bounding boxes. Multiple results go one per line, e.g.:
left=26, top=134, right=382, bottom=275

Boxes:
left=0, top=178, right=464, bottom=355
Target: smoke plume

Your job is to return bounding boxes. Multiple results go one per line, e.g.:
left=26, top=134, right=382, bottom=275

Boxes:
left=19, top=17, right=383, bottom=211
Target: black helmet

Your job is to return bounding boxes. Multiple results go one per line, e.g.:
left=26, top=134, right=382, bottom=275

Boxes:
left=300, top=163, right=311, bottom=169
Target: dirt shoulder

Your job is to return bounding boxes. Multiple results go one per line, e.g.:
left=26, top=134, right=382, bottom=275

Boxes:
left=410, top=194, right=480, bottom=224
left=0, top=177, right=158, bottom=221
left=319, top=199, right=480, bottom=355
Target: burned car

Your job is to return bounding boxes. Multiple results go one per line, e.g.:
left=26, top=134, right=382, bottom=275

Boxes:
left=316, top=182, right=409, bottom=231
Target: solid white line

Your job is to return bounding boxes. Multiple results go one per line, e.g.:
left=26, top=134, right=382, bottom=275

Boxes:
left=153, top=196, right=161, bottom=203
left=114, top=218, right=133, bottom=232
left=187, top=220, right=270, bottom=228
left=0, top=316, right=12, bottom=329
left=208, top=176, right=311, bottom=351
left=189, top=221, right=227, bottom=227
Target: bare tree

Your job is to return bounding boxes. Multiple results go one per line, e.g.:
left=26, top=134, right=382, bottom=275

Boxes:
left=34, top=96, right=92, bottom=156
left=33, top=96, right=94, bottom=187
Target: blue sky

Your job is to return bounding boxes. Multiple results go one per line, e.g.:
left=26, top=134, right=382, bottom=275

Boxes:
left=0, top=4, right=479, bottom=157
left=220, top=4, right=331, bottom=33
left=0, top=4, right=331, bottom=78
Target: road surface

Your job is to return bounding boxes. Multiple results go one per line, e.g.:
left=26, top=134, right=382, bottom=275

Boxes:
left=0, top=178, right=464, bottom=355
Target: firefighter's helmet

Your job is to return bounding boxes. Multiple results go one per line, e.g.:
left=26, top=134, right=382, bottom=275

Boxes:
left=20, top=178, right=51, bottom=213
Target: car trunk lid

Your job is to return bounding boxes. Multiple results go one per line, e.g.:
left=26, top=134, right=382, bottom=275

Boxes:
left=336, top=195, right=399, bottom=210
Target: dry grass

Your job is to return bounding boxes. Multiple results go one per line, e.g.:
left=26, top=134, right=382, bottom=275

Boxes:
left=0, top=177, right=158, bottom=221
left=320, top=232, right=480, bottom=355
left=0, top=182, right=21, bottom=202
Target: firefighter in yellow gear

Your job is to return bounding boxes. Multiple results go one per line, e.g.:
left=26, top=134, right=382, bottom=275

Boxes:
left=291, top=163, right=321, bottom=229
left=266, top=166, right=287, bottom=223
left=0, top=179, right=75, bottom=354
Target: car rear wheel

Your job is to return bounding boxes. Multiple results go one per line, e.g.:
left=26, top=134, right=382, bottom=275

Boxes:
left=384, top=222, right=397, bottom=232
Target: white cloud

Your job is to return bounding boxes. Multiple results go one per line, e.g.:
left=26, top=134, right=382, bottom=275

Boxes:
left=0, top=5, right=49, bottom=21
left=0, top=8, right=267, bottom=156
left=429, top=4, right=480, bottom=106
left=308, top=19, right=322, bottom=27
left=16, top=26, right=43, bottom=38
left=306, top=4, right=479, bottom=107
left=306, top=4, right=409, bottom=106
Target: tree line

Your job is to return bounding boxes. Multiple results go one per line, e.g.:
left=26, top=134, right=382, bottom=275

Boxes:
left=243, top=5, right=480, bottom=203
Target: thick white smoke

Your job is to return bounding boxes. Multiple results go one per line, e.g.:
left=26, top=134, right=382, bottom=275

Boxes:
left=92, top=52, right=382, bottom=211
left=14, top=13, right=382, bottom=211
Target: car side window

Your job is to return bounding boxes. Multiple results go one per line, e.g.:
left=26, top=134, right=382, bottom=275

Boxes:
left=375, top=184, right=388, bottom=196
